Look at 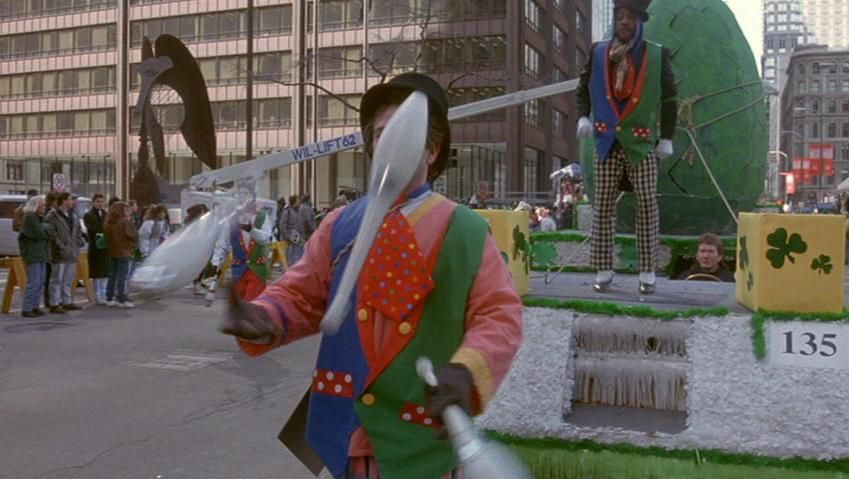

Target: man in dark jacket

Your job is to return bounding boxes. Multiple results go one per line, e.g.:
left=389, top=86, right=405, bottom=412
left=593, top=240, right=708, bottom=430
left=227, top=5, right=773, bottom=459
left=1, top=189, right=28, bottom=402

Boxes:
left=84, top=193, right=109, bottom=304
left=576, top=0, right=677, bottom=295
left=45, top=192, right=85, bottom=313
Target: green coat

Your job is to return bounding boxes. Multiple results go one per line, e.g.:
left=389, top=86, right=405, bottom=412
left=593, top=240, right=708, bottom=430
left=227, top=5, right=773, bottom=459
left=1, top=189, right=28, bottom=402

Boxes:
left=18, top=212, right=49, bottom=264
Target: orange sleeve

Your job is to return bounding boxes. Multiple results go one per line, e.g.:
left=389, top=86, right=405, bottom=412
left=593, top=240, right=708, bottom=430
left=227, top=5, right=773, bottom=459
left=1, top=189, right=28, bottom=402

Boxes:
left=450, top=234, right=523, bottom=413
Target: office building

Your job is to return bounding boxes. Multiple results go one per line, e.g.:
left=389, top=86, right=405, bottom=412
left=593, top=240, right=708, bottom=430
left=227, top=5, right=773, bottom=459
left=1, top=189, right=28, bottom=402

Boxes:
left=0, top=0, right=591, bottom=207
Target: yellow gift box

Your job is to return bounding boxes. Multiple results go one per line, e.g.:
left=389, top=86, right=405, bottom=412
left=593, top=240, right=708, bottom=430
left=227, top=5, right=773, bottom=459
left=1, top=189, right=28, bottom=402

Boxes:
left=473, top=210, right=530, bottom=296
left=736, top=213, right=845, bottom=313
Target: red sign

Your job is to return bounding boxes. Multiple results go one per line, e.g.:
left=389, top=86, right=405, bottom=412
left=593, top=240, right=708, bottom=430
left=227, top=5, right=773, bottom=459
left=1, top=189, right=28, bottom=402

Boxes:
left=809, top=143, right=835, bottom=160
left=784, top=172, right=796, bottom=195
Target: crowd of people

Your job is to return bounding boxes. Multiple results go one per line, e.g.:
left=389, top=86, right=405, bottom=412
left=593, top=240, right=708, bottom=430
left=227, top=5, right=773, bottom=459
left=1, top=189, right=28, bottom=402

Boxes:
left=15, top=190, right=172, bottom=317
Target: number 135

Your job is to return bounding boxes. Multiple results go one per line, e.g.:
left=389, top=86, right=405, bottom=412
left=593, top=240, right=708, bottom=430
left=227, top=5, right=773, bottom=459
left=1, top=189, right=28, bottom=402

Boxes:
left=782, top=331, right=838, bottom=357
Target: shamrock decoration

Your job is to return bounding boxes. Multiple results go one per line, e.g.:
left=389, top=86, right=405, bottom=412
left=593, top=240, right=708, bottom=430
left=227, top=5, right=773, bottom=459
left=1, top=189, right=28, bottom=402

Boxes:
left=765, top=228, right=807, bottom=269
left=739, top=236, right=749, bottom=271
left=532, top=241, right=558, bottom=268
left=512, top=226, right=531, bottom=274
left=811, top=254, right=833, bottom=275
left=747, top=272, right=754, bottom=291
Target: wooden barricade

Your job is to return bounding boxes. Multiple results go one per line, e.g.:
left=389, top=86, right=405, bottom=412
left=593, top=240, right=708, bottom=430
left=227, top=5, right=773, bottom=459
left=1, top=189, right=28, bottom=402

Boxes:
left=1, top=257, right=28, bottom=314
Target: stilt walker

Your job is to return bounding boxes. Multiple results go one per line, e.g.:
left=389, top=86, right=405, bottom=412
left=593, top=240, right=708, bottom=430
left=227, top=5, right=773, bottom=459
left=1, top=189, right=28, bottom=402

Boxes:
left=576, top=0, right=678, bottom=294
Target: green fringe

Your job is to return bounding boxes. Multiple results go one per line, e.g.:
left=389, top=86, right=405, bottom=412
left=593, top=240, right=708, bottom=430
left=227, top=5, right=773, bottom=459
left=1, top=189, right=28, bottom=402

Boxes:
left=523, top=297, right=729, bottom=320
left=751, top=309, right=849, bottom=360
left=488, top=433, right=849, bottom=476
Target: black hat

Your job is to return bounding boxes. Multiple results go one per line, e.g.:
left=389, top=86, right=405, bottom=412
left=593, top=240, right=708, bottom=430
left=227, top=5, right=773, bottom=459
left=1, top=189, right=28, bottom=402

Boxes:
left=359, top=72, right=451, bottom=182
left=614, top=0, right=651, bottom=21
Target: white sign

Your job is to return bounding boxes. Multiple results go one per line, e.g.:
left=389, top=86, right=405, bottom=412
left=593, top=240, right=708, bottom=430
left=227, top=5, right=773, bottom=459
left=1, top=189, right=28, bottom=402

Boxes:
left=51, top=173, right=66, bottom=192
left=767, top=321, right=849, bottom=370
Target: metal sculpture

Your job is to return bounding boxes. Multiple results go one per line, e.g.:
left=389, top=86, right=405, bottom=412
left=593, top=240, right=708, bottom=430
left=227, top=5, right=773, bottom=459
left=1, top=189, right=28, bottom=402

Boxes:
left=132, top=34, right=217, bottom=207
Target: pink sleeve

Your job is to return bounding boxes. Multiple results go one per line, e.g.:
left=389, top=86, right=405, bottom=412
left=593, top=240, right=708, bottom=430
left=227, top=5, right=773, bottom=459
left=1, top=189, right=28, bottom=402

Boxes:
left=450, top=234, right=523, bottom=412
left=238, top=207, right=343, bottom=357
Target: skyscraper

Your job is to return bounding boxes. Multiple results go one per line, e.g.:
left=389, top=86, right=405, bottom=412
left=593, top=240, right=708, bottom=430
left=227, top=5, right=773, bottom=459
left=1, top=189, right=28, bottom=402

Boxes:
left=762, top=0, right=814, bottom=198
left=800, top=0, right=849, bottom=49
left=592, top=0, right=613, bottom=41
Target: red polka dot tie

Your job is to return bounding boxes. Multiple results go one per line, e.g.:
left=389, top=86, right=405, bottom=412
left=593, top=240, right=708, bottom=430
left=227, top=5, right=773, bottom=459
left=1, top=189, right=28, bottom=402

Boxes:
left=359, top=209, right=434, bottom=322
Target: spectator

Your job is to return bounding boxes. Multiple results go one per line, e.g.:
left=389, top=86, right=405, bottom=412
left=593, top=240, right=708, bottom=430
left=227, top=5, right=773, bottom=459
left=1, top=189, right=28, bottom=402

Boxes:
left=298, top=194, right=317, bottom=242
left=83, top=193, right=109, bottom=304
left=42, top=191, right=58, bottom=308
left=185, top=203, right=209, bottom=225
left=539, top=207, right=557, bottom=231
left=18, top=196, right=49, bottom=317
left=105, top=201, right=139, bottom=308
left=138, top=204, right=169, bottom=259
left=44, top=192, right=85, bottom=313
left=12, top=189, right=39, bottom=233
left=676, top=233, right=734, bottom=282
left=280, top=194, right=303, bottom=267
left=128, top=200, right=141, bottom=228
left=275, top=197, right=287, bottom=241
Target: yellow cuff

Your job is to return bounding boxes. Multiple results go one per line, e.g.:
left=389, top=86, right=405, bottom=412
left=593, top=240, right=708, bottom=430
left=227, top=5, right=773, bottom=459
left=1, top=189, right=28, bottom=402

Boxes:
left=451, top=347, right=493, bottom=411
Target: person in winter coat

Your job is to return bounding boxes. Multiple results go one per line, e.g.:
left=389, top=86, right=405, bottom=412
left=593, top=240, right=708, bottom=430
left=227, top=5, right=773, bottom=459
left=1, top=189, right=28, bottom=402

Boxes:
left=83, top=193, right=109, bottom=304
left=44, top=192, right=85, bottom=313
left=138, top=204, right=170, bottom=259
left=18, top=196, right=49, bottom=317
left=105, top=201, right=139, bottom=308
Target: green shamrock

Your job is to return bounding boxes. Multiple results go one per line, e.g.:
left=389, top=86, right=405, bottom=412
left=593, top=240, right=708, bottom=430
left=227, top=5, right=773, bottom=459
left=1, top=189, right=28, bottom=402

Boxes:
left=512, top=226, right=531, bottom=275
left=747, top=272, right=754, bottom=291
left=765, top=228, right=807, bottom=269
left=811, top=254, right=833, bottom=275
left=532, top=241, right=558, bottom=268
left=739, top=236, right=749, bottom=271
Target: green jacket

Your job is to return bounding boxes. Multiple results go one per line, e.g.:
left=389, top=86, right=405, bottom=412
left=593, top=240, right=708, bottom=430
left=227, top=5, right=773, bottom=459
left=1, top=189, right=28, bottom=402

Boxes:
left=18, top=212, right=49, bottom=264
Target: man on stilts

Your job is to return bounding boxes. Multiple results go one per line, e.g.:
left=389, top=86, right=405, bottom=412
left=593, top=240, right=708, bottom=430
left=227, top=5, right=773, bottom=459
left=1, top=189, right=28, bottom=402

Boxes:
left=576, top=0, right=677, bottom=294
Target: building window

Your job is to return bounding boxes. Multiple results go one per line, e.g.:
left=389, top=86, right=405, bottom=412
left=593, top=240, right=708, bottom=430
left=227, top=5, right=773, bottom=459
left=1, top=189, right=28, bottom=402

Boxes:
left=524, top=98, right=543, bottom=128
left=811, top=100, right=819, bottom=114
left=576, top=9, right=588, bottom=35
left=827, top=79, right=838, bottom=92
left=524, top=44, right=541, bottom=80
left=798, top=62, right=806, bottom=75
left=554, top=26, right=566, bottom=53
left=811, top=80, right=821, bottom=93
left=812, top=122, right=819, bottom=138
left=797, top=81, right=806, bottom=94
left=843, top=100, right=849, bottom=113
left=524, top=0, right=541, bottom=32
left=828, top=123, right=837, bottom=138
left=5, top=161, right=24, bottom=182
left=843, top=123, right=849, bottom=138
left=553, top=109, right=568, bottom=138
left=524, top=147, right=539, bottom=193
left=317, top=94, right=362, bottom=127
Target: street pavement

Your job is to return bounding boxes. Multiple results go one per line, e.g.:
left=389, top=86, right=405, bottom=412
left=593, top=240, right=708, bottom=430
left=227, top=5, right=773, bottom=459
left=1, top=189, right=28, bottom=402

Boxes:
left=0, top=286, right=324, bottom=479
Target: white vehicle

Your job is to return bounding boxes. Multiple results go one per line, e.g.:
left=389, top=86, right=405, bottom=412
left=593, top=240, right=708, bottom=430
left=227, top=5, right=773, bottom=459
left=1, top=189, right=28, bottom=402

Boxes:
left=0, top=194, right=91, bottom=257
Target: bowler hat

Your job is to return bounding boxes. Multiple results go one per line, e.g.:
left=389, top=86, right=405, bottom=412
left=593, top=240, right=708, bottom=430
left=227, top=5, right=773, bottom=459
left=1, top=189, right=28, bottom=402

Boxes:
left=359, top=72, right=451, bottom=182
left=614, top=0, right=651, bottom=21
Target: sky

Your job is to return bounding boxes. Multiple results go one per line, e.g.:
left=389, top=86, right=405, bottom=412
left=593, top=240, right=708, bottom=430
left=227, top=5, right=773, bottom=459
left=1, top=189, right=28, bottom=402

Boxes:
left=724, top=0, right=764, bottom=66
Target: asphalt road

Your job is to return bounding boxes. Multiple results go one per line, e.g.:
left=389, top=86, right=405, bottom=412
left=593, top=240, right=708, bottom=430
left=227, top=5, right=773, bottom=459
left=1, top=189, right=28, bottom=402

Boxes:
left=0, top=287, right=323, bottom=479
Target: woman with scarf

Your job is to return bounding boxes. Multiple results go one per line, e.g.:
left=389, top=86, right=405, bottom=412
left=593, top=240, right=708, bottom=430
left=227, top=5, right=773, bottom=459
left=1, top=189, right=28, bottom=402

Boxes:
left=576, top=0, right=677, bottom=295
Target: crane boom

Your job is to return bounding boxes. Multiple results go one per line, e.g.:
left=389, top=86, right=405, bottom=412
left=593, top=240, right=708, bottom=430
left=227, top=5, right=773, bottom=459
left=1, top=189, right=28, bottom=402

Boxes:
left=188, top=79, right=579, bottom=190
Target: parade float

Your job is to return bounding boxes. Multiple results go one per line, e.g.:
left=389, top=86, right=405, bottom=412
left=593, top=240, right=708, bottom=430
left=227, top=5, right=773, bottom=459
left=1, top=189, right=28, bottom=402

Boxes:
left=128, top=0, right=849, bottom=475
